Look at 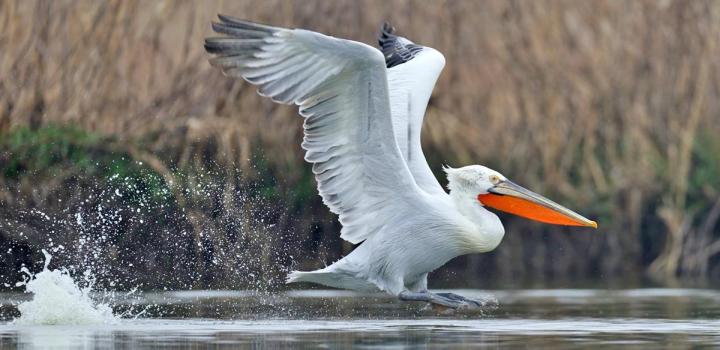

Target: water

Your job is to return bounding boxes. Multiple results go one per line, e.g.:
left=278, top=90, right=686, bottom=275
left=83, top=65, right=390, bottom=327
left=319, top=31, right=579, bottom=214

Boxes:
left=12, top=250, right=115, bottom=326
left=0, top=288, right=719, bottom=349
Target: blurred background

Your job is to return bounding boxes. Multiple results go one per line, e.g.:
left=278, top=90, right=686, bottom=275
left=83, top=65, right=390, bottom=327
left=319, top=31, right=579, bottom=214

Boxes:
left=0, top=0, right=719, bottom=291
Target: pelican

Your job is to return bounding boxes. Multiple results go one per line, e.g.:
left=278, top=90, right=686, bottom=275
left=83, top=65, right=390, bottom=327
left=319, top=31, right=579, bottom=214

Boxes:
left=205, top=15, right=597, bottom=309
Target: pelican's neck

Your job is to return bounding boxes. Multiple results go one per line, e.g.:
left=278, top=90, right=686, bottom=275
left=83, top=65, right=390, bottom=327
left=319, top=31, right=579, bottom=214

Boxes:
left=448, top=190, right=492, bottom=225
left=448, top=188, right=505, bottom=253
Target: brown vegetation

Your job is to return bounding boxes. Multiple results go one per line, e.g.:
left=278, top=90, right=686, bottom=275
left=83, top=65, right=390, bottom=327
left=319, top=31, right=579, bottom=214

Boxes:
left=1, top=0, right=720, bottom=288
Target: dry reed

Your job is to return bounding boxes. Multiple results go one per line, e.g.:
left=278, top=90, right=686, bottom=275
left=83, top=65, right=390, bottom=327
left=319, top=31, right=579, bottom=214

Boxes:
left=1, top=0, right=719, bottom=286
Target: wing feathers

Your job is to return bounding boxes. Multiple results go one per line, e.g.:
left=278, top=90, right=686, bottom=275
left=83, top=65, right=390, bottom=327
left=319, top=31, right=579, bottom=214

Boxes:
left=379, top=22, right=447, bottom=196
left=378, top=23, right=425, bottom=68
left=216, top=14, right=276, bottom=33
left=206, top=16, right=423, bottom=243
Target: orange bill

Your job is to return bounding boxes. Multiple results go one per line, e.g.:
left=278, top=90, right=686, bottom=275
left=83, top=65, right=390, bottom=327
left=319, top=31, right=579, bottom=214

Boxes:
left=478, top=180, right=597, bottom=228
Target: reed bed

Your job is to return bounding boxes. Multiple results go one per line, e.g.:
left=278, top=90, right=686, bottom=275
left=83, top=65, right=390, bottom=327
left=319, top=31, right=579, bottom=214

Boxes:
left=1, top=0, right=719, bottom=288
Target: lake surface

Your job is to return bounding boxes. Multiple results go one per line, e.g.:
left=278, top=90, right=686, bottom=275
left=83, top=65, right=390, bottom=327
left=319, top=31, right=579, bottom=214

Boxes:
left=0, top=288, right=719, bottom=349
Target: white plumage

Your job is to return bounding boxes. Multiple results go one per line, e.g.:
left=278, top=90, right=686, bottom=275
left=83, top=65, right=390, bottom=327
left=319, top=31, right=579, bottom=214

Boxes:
left=205, top=16, right=597, bottom=308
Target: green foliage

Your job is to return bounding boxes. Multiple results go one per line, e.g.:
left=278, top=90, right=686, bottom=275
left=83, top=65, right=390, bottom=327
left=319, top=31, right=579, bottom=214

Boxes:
left=0, top=125, right=170, bottom=203
left=689, top=131, right=720, bottom=213
left=1, top=125, right=100, bottom=178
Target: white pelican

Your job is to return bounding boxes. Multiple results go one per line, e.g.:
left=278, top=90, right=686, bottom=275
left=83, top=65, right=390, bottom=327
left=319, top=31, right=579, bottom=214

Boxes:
left=205, top=16, right=597, bottom=308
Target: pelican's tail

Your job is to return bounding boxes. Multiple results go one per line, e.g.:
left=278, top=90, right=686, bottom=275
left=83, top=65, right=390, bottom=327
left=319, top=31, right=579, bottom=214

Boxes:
left=286, top=268, right=378, bottom=292
left=285, top=270, right=331, bottom=285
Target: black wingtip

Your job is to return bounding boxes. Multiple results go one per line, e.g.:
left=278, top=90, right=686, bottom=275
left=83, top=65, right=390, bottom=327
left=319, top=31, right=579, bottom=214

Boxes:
left=379, top=21, right=398, bottom=48
left=376, top=22, right=424, bottom=68
left=203, top=38, right=222, bottom=54
left=381, top=21, right=395, bottom=35
left=218, top=13, right=234, bottom=24
left=215, top=14, right=276, bottom=33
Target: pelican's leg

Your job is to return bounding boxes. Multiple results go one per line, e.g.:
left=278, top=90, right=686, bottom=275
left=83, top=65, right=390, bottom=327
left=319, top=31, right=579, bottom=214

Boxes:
left=398, top=290, right=478, bottom=309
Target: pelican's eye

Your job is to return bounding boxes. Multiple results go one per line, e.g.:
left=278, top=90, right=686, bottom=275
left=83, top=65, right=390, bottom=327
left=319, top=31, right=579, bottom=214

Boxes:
left=489, top=175, right=501, bottom=184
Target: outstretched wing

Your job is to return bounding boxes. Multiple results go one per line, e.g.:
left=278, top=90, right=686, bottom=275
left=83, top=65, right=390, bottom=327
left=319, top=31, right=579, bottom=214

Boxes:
left=379, top=23, right=446, bottom=196
left=205, top=16, right=424, bottom=244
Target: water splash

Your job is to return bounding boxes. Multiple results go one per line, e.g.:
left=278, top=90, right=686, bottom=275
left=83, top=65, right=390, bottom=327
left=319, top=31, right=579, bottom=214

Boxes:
left=13, top=250, right=116, bottom=325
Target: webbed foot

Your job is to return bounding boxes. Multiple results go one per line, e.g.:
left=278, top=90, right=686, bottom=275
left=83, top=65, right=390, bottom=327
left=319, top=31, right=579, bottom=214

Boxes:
left=435, top=292, right=483, bottom=307
left=398, top=291, right=483, bottom=309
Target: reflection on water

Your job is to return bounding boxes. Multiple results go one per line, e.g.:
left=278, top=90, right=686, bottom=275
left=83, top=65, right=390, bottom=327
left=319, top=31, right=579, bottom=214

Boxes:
left=1, top=288, right=720, bottom=349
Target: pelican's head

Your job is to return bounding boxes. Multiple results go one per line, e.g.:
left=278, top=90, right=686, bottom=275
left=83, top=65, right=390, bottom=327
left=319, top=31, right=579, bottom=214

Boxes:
left=444, top=165, right=597, bottom=228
